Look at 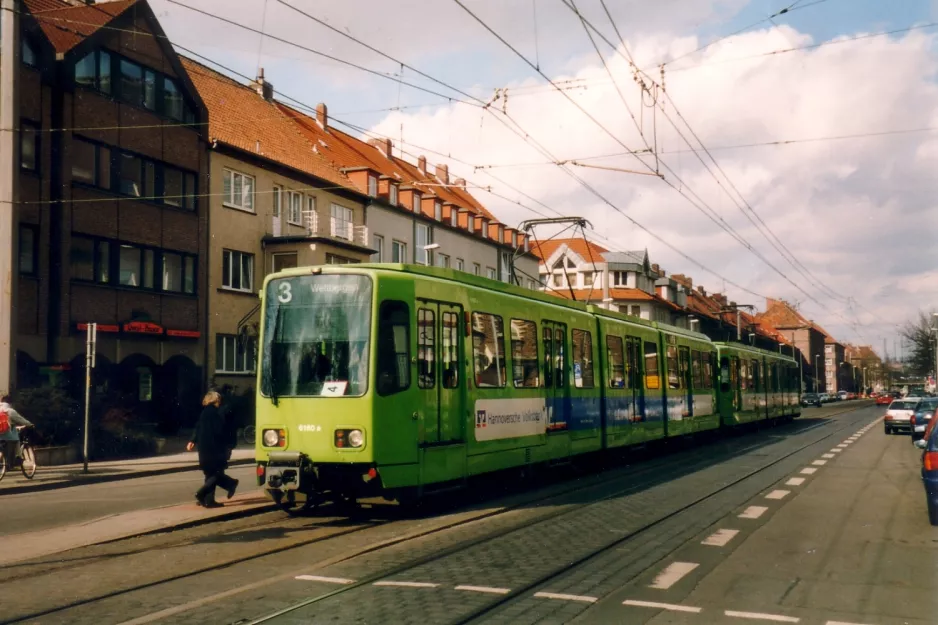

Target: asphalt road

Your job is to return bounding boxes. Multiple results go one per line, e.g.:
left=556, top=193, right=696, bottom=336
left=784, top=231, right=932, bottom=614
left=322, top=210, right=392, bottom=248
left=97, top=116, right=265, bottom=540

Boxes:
left=0, top=463, right=259, bottom=535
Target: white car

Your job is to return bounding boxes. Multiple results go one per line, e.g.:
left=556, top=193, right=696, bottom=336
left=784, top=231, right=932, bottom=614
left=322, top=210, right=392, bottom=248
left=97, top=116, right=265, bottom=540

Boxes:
left=884, top=398, right=922, bottom=435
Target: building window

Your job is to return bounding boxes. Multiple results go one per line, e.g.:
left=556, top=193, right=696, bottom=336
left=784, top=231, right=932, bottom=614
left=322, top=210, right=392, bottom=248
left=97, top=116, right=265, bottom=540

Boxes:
left=612, top=271, right=627, bottom=287
left=472, top=312, right=506, bottom=388
left=330, top=203, right=354, bottom=240
left=22, top=38, right=37, bottom=67
left=630, top=305, right=641, bottom=317
left=456, top=258, right=464, bottom=272
left=373, top=234, right=384, bottom=262
left=486, top=267, right=496, bottom=280
left=215, top=334, right=256, bottom=374
left=415, top=223, right=431, bottom=265
left=18, top=225, right=37, bottom=276
left=70, top=238, right=96, bottom=282
left=163, top=77, right=185, bottom=121
left=271, top=252, right=297, bottom=273
left=367, top=175, right=378, bottom=197
left=71, top=137, right=99, bottom=185
left=326, top=253, right=358, bottom=265
left=287, top=191, right=302, bottom=225
left=120, top=59, right=144, bottom=107
left=500, top=251, right=512, bottom=283
left=392, top=240, right=406, bottom=263
left=437, top=253, right=450, bottom=268
left=71, top=236, right=193, bottom=293
left=163, top=166, right=196, bottom=209
left=223, top=169, right=255, bottom=211
left=74, top=49, right=113, bottom=94
left=526, top=279, right=537, bottom=290
left=467, top=214, right=475, bottom=233
left=19, top=121, right=38, bottom=172
left=222, top=250, right=254, bottom=292
left=163, top=251, right=195, bottom=293
left=451, top=210, right=458, bottom=227
left=481, top=222, right=488, bottom=238
left=389, top=184, right=399, bottom=206
left=473, top=263, right=481, bottom=276
left=412, top=192, right=421, bottom=213
left=434, top=201, right=442, bottom=221
left=119, top=244, right=144, bottom=287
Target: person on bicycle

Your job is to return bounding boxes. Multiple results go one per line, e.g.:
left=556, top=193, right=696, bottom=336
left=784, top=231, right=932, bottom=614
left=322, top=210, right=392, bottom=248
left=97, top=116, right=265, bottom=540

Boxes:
left=0, top=394, right=33, bottom=463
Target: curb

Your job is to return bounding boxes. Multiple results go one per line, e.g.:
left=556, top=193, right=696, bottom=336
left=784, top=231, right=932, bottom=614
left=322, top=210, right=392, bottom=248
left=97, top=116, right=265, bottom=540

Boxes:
left=0, top=457, right=255, bottom=496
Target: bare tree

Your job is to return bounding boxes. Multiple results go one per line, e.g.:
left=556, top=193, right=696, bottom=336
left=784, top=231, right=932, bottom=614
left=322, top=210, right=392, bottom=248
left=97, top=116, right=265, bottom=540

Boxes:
left=901, top=310, right=938, bottom=376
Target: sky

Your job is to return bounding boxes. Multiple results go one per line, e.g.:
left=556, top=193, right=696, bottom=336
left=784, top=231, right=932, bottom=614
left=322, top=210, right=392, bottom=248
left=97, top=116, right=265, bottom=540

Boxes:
left=149, top=0, right=938, bottom=358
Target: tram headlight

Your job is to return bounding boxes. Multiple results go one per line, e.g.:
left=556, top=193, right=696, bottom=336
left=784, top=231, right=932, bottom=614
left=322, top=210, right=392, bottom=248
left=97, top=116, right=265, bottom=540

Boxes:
left=262, top=429, right=282, bottom=447
left=347, top=429, right=364, bottom=448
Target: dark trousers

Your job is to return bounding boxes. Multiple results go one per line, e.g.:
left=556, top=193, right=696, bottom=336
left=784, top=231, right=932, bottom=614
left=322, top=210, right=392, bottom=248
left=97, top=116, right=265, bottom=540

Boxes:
left=196, top=463, right=236, bottom=503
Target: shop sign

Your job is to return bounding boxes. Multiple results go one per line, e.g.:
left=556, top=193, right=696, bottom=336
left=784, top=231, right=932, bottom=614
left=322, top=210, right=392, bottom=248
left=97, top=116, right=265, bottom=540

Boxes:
left=123, top=321, right=164, bottom=335
left=166, top=329, right=200, bottom=338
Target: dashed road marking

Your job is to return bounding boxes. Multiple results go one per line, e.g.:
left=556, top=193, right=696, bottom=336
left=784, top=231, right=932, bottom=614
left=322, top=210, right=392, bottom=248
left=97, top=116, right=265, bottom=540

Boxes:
left=455, top=585, right=511, bottom=594
left=623, top=599, right=702, bottom=613
left=725, top=609, right=800, bottom=622
left=373, top=581, right=439, bottom=588
left=812, top=460, right=828, bottom=466
left=837, top=444, right=848, bottom=448
left=822, top=453, right=835, bottom=459
left=830, top=448, right=843, bottom=453
left=294, top=575, right=355, bottom=584
left=765, top=489, right=790, bottom=500
left=786, top=477, right=806, bottom=486
left=800, top=467, right=818, bottom=475
left=739, top=506, right=769, bottom=519
left=650, top=562, right=700, bottom=589
left=534, top=592, right=597, bottom=603
left=702, top=529, right=739, bottom=546
left=825, top=621, right=872, bottom=625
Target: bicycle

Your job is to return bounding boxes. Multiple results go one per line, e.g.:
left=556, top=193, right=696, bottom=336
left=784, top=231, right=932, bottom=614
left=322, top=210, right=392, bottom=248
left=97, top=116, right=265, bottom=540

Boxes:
left=0, top=426, right=38, bottom=482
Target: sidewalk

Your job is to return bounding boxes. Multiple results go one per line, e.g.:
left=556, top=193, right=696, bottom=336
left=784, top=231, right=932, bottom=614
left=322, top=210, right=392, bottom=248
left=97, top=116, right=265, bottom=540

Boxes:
left=0, top=447, right=256, bottom=495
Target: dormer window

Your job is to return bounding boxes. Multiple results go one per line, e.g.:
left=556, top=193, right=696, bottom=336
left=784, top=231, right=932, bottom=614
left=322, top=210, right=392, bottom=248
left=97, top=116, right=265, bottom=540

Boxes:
left=367, top=175, right=378, bottom=197
left=481, top=221, right=488, bottom=238
left=389, top=184, right=399, bottom=206
left=434, top=201, right=442, bottom=221
left=498, top=226, right=505, bottom=243
left=450, top=210, right=458, bottom=227
left=467, top=214, right=475, bottom=232
left=412, top=192, right=421, bottom=213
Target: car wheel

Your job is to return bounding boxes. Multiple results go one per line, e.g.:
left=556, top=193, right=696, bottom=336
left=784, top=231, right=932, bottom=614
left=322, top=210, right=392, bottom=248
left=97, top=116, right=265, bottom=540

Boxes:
left=884, top=426, right=891, bottom=435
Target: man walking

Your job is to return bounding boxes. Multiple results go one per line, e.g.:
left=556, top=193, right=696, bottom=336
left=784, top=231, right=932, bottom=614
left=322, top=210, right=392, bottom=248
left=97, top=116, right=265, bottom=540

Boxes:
left=187, top=391, right=238, bottom=507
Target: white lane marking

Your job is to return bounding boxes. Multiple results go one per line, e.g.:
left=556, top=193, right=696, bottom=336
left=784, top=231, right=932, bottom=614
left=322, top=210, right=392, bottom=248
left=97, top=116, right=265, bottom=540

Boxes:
left=765, top=490, right=790, bottom=500
left=294, top=575, right=355, bottom=584
left=725, top=610, right=800, bottom=622
left=825, top=621, right=873, bottom=625
left=649, top=562, right=700, bottom=589
left=374, top=581, right=439, bottom=588
left=830, top=449, right=843, bottom=453
left=623, top=599, right=702, bottom=613
left=800, top=467, right=817, bottom=475
left=534, top=592, right=597, bottom=603
left=702, top=529, right=739, bottom=546
left=812, top=460, right=828, bottom=466
left=837, top=444, right=847, bottom=448
left=786, top=477, right=806, bottom=486
left=739, top=506, right=769, bottom=519
left=455, top=585, right=510, bottom=594
left=822, top=453, right=835, bottom=459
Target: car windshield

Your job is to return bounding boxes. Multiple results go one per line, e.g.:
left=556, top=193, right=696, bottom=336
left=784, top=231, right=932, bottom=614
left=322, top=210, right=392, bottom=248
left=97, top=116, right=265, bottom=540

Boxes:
left=889, top=400, right=916, bottom=410
left=917, top=399, right=938, bottom=411
left=260, top=273, right=373, bottom=398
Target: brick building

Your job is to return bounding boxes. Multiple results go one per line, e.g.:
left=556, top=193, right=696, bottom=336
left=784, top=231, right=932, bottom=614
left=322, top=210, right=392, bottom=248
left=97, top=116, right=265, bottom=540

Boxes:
left=756, top=298, right=828, bottom=392
left=13, top=0, right=208, bottom=429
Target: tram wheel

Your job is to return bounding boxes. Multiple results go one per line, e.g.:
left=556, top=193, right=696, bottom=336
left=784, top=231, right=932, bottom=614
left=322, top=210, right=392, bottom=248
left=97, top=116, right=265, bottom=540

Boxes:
left=277, top=490, right=320, bottom=516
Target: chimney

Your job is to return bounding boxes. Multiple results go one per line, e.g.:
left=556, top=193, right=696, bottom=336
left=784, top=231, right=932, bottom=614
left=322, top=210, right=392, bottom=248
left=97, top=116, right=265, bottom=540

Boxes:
left=316, top=103, right=328, bottom=129
left=651, top=263, right=660, bottom=275
left=453, top=177, right=466, bottom=189
left=251, top=68, right=274, bottom=102
left=369, top=137, right=392, bottom=159
left=417, top=156, right=427, bottom=176
left=696, top=285, right=706, bottom=297
left=436, top=163, right=449, bottom=184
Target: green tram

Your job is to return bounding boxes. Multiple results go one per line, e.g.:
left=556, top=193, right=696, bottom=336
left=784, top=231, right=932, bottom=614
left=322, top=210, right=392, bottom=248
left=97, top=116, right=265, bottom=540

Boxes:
left=255, top=264, right=800, bottom=509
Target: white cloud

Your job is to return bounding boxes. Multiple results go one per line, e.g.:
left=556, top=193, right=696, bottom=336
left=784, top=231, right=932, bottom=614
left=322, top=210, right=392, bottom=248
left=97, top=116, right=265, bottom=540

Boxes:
left=368, top=24, right=938, bottom=344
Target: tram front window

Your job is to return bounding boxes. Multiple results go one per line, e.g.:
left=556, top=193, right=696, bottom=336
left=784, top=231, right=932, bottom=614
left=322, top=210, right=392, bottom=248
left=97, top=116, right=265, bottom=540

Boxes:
left=261, top=274, right=372, bottom=398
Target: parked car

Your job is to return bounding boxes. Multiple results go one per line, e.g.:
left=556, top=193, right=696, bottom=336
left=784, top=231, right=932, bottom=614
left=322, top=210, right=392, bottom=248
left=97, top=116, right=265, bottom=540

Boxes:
left=911, top=398, right=938, bottom=440
left=914, top=423, right=938, bottom=525
left=819, top=393, right=834, bottom=403
left=876, top=394, right=893, bottom=406
left=801, top=393, right=822, bottom=407
left=884, top=398, right=921, bottom=435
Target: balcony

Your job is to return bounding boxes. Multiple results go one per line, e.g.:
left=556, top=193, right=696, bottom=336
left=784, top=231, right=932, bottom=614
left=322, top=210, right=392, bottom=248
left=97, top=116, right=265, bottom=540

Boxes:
left=267, top=210, right=369, bottom=247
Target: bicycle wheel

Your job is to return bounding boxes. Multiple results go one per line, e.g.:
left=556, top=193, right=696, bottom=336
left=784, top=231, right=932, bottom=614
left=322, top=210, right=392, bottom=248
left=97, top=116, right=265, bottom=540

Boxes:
left=243, top=425, right=255, bottom=445
left=20, top=444, right=36, bottom=479
left=0, top=449, right=6, bottom=482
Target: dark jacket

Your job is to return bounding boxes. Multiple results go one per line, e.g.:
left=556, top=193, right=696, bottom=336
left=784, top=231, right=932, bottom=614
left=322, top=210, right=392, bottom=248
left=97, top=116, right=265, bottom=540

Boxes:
left=191, top=405, right=228, bottom=469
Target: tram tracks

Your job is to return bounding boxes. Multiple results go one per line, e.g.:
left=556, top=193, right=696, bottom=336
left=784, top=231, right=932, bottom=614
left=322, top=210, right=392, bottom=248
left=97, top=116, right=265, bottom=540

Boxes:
left=236, top=409, right=872, bottom=625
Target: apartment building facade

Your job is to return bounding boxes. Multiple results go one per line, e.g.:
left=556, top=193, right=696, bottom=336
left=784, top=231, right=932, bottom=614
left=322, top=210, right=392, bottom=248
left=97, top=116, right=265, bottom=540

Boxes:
left=15, top=0, right=208, bottom=428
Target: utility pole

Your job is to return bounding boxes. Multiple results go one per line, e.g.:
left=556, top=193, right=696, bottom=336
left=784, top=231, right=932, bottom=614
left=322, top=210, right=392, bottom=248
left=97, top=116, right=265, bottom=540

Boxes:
left=83, top=323, right=97, bottom=473
left=0, top=0, right=20, bottom=393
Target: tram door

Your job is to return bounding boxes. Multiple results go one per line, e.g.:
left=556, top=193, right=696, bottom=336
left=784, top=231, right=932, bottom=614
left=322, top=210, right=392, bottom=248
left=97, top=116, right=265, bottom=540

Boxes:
left=679, top=346, right=693, bottom=418
left=625, top=337, right=644, bottom=421
left=542, top=321, right=569, bottom=431
left=416, top=300, right=465, bottom=444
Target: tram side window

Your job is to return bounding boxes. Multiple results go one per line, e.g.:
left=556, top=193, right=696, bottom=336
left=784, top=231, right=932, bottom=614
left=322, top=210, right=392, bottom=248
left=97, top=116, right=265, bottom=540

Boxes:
left=666, top=345, right=681, bottom=390
left=607, top=335, right=625, bottom=388
left=542, top=327, right=553, bottom=387
left=442, top=311, right=459, bottom=388
left=572, top=329, right=594, bottom=388
left=751, top=359, right=760, bottom=391
left=554, top=328, right=566, bottom=387
left=691, top=350, right=702, bottom=389
left=472, top=312, right=506, bottom=388
left=740, top=359, right=749, bottom=391
left=376, top=301, right=410, bottom=395
left=511, top=319, right=539, bottom=388
left=703, top=353, right=714, bottom=389
left=626, top=338, right=641, bottom=388
left=417, top=308, right=436, bottom=389
left=644, top=341, right=660, bottom=389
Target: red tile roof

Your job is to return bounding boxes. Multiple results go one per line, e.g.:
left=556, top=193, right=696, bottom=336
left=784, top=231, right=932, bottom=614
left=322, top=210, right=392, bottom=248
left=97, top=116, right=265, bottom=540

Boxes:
left=531, top=238, right=609, bottom=264
left=25, top=0, right=137, bottom=54
left=181, top=57, right=352, bottom=189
